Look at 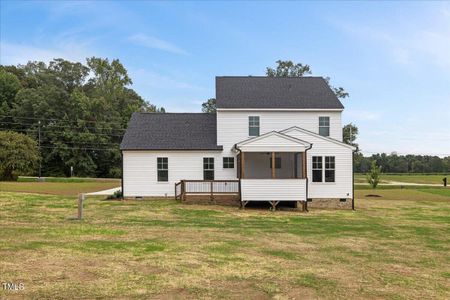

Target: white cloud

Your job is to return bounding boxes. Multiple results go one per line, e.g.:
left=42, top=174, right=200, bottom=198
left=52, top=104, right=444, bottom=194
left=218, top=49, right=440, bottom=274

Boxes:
left=0, top=41, right=92, bottom=65
left=130, top=68, right=206, bottom=91
left=331, top=10, right=450, bottom=69
left=128, top=34, right=188, bottom=55
left=345, top=109, right=381, bottom=121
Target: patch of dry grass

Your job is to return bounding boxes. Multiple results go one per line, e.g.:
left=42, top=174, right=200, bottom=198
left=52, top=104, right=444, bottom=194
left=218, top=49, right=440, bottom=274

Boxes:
left=0, top=189, right=449, bottom=299
left=0, top=180, right=120, bottom=196
left=355, top=173, right=448, bottom=184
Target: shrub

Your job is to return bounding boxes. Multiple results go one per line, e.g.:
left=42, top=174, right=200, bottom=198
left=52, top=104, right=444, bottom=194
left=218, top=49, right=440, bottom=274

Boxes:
left=367, top=161, right=382, bottom=189
left=0, top=131, right=40, bottom=181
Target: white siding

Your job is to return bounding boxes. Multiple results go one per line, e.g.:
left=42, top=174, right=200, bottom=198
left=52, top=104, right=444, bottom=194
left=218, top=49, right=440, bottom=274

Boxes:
left=241, top=179, right=306, bottom=201
left=217, top=110, right=342, bottom=156
left=283, top=128, right=353, bottom=199
left=123, top=151, right=236, bottom=197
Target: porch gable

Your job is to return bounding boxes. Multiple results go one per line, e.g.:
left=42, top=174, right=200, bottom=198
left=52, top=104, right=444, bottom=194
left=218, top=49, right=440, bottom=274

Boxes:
left=235, top=131, right=311, bottom=152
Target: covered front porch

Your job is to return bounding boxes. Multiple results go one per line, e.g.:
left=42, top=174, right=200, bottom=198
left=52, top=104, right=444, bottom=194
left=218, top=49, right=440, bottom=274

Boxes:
left=236, top=131, right=311, bottom=210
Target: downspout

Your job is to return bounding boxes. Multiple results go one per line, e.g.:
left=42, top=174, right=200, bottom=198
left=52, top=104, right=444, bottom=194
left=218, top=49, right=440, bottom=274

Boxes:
left=352, top=150, right=355, bottom=210
left=304, top=143, right=313, bottom=212
left=234, top=144, right=242, bottom=204
left=121, top=151, right=124, bottom=199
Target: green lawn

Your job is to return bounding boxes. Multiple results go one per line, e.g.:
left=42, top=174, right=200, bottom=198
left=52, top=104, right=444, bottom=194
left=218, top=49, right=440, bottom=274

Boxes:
left=355, top=173, right=448, bottom=184
left=0, top=187, right=449, bottom=299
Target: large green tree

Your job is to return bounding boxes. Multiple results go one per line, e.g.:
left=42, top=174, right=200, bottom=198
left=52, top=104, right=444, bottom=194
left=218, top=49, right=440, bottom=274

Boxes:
left=202, top=98, right=217, bottom=113
left=0, top=131, right=40, bottom=180
left=0, top=58, right=164, bottom=178
left=343, top=123, right=359, bottom=150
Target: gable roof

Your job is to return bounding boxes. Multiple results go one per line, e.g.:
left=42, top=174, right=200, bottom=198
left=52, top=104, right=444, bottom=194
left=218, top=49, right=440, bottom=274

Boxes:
left=216, top=76, right=344, bottom=109
left=236, top=131, right=311, bottom=147
left=235, top=131, right=311, bottom=152
left=120, top=113, right=222, bottom=151
left=280, top=126, right=356, bottom=150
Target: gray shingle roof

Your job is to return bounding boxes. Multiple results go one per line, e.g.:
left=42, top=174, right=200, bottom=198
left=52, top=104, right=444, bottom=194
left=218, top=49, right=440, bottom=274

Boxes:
left=216, top=76, right=344, bottom=109
left=120, top=113, right=222, bottom=150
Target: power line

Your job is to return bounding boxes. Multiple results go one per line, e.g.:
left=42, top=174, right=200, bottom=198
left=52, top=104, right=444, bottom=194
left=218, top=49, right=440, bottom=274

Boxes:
left=0, top=120, right=127, bottom=132
left=40, top=145, right=119, bottom=151
left=0, top=114, right=129, bottom=127
left=0, top=126, right=125, bottom=137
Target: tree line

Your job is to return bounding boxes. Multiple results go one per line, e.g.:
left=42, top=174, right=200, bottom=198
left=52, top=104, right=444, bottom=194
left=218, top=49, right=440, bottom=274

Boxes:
left=354, top=153, right=450, bottom=173
left=0, top=58, right=164, bottom=178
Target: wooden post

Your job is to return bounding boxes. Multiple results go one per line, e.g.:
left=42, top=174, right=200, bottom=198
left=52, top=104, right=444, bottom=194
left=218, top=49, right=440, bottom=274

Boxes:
left=210, top=181, right=214, bottom=202
left=78, top=193, right=85, bottom=220
left=301, top=152, right=306, bottom=179
left=272, top=152, right=276, bottom=179
left=181, top=180, right=185, bottom=201
left=241, top=152, right=245, bottom=179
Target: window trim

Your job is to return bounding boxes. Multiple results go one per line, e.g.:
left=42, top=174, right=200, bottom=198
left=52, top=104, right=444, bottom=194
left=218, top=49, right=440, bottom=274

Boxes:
left=312, top=156, right=323, bottom=182
left=223, top=157, right=235, bottom=169
left=157, top=157, right=168, bottom=182
left=203, top=157, right=214, bottom=180
left=325, top=156, right=335, bottom=183
left=248, top=116, right=260, bottom=137
left=319, top=116, right=330, bottom=137
left=311, top=155, right=336, bottom=184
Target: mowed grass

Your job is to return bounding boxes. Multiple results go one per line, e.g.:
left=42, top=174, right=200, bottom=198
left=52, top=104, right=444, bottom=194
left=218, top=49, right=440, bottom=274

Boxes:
left=0, top=188, right=449, bottom=299
left=0, top=179, right=120, bottom=196
left=355, top=173, right=448, bottom=184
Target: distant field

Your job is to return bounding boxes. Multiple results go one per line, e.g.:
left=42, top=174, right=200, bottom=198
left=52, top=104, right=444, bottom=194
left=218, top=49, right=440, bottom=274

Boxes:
left=0, top=187, right=449, bottom=299
left=355, top=174, right=448, bottom=184
left=0, top=179, right=120, bottom=196
left=18, top=176, right=119, bottom=183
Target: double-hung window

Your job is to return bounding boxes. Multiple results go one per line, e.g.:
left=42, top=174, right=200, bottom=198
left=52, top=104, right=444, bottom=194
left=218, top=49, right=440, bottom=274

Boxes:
left=223, top=157, right=234, bottom=169
left=157, top=157, right=168, bottom=182
left=325, top=156, right=335, bottom=182
left=312, top=156, right=323, bottom=182
left=249, top=116, right=260, bottom=136
left=312, top=156, right=336, bottom=183
left=203, top=158, right=214, bottom=180
left=319, top=116, right=330, bottom=137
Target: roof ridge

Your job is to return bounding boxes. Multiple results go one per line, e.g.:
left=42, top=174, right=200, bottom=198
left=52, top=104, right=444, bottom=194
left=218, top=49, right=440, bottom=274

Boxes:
left=216, top=76, right=325, bottom=79
left=136, top=112, right=215, bottom=115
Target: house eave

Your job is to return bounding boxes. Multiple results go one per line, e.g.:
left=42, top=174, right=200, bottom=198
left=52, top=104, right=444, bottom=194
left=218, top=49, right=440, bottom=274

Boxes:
left=217, top=108, right=344, bottom=112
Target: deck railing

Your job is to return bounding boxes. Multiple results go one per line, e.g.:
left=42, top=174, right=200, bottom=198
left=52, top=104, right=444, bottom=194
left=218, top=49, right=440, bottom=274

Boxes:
left=175, top=180, right=240, bottom=201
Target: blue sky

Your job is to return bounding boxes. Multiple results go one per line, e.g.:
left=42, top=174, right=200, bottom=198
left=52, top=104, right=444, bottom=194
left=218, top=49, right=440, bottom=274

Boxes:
left=1, top=1, right=449, bottom=156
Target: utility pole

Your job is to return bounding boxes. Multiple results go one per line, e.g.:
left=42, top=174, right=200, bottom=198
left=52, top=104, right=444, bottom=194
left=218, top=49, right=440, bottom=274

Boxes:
left=38, top=120, right=41, bottom=179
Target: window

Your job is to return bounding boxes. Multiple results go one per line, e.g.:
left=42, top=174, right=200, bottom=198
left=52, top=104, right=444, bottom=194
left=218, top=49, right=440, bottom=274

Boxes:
left=325, top=156, right=335, bottom=182
left=203, top=157, right=214, bottom=180
left=269, top=157, right=282, bottom=169
left=249, top=116, right=260, bottom=136
left=312, top=156, right=323, bottom=182
left=319, top=116, right=330, bottom=137
left=223, top=157, right=234, bottom=169
left=157, top=157, right=168, bottom=182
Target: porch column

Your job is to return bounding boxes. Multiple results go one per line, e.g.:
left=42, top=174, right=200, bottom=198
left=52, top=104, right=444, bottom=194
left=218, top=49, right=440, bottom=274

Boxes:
left=271, top=152, right=276, bottom=179
left=301, top=152, right=306, bottom=179
left=241, top=152, right=245, bottom=179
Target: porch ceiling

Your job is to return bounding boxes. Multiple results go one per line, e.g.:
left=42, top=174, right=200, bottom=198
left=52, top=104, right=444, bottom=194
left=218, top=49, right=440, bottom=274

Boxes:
left=235, top=131, right=311, bottom=152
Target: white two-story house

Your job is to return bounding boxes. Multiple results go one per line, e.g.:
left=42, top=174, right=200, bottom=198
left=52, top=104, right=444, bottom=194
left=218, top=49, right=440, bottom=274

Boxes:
left=120, top=76, right=356, bottom=209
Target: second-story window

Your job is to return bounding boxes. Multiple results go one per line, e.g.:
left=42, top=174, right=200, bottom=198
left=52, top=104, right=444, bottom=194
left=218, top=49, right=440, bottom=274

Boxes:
left=249, top=116, right=260, bottom=136
left=319, top=116, right=330, bottom=137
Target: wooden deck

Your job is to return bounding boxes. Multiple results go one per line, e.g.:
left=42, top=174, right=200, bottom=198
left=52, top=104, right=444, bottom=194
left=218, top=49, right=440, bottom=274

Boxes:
left=175, top=180, right=240, bottom=206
